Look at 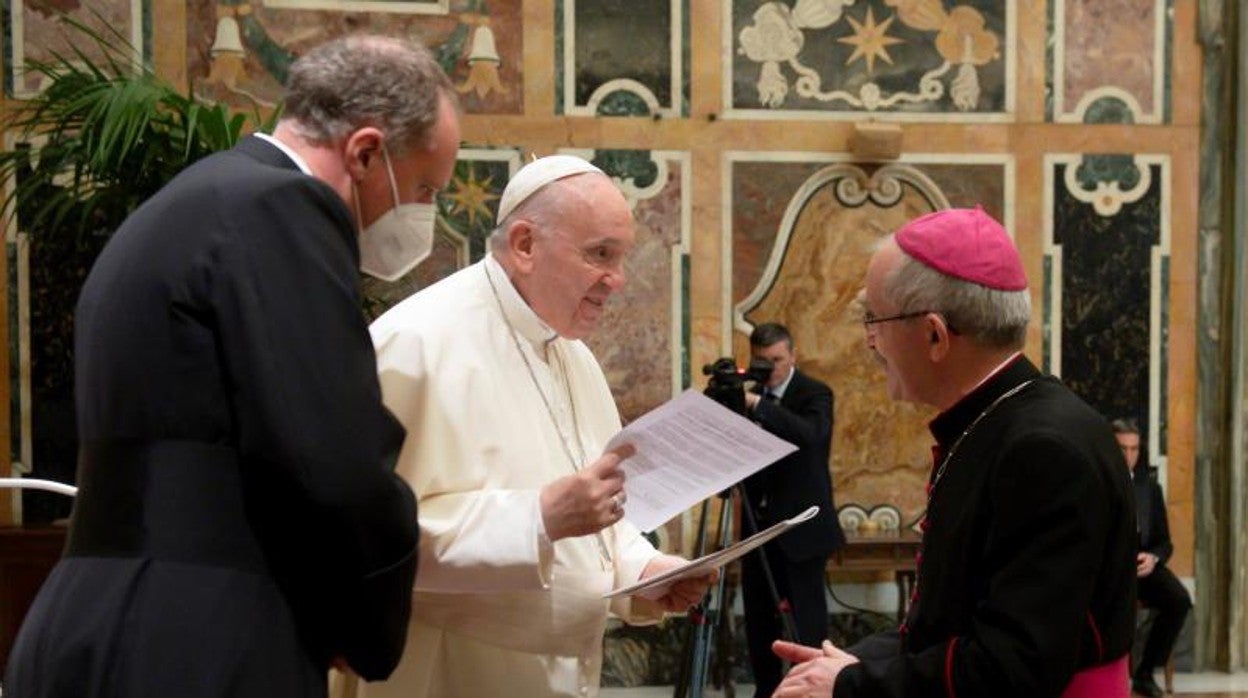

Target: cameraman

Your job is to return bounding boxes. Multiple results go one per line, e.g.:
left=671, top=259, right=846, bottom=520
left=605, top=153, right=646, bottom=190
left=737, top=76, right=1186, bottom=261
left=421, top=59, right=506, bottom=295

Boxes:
left=740, top=322, right=846, bottom=698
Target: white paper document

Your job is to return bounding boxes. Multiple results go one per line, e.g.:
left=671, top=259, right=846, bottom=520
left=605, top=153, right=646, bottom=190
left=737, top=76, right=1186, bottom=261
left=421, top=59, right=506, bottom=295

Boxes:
left=603, top=506, right=820, bottom=599
left=604, top=388, right=797, bottom=533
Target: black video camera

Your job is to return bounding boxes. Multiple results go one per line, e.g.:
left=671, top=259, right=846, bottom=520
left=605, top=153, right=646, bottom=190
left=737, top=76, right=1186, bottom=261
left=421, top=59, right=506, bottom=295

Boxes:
left=701, top=357, right=774, bottom=416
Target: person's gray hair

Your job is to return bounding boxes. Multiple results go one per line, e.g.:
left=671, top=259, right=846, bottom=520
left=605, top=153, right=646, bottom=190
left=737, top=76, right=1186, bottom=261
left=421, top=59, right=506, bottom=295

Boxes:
left=884, top=236, right=1031, bottom=350
left=1110, top=418, right=1141, bottom=436
left=487, top=177, right=584, bottom=253
left=281, top=35, right=455, bottom=155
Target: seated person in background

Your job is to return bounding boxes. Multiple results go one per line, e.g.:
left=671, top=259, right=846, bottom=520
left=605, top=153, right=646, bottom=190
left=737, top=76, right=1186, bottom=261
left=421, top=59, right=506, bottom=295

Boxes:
left=1112, top=418, right=1193, bottom=698
left=740, top=322, right=845, bottom=698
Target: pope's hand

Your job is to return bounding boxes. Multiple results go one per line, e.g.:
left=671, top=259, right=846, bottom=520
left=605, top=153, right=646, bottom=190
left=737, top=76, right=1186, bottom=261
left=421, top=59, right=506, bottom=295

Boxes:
left=771, top=640, right=860, bottom=697
left=635, top=554, right=719, bottom=611
left=540, top=445, right=632, bottom=541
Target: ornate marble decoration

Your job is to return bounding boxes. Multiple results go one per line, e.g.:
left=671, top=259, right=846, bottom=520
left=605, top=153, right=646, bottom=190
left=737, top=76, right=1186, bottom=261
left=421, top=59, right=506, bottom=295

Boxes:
left=1044, top=154, right=1170, bottom=487
left=556, top=0, right=687, bottom=116
left=5, top=0, right=148, bottom=98
left=188, top=0, right=523, bottom=114
left=725, top=0, right=1013, bottom=120
left=726, top=152, right=1011, bottom=528
left=1048, top=0, right=1171, bottom=124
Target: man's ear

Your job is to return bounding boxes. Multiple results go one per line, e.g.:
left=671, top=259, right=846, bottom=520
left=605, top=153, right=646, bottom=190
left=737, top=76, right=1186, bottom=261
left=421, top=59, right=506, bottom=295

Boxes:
left=507, top=220, right=537, bottom=272
left=343, top=127, right=384, bottom=181
left=926, top=315, right=951, bottom=360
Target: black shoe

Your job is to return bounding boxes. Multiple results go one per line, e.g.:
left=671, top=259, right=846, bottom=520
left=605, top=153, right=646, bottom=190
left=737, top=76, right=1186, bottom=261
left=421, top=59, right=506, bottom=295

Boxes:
left=1132, top=672, right=1164, bottom=697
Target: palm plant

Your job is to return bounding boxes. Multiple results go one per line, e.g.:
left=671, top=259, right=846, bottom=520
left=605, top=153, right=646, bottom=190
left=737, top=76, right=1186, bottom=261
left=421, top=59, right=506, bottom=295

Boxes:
left=0, top=15, right=276, bottom=241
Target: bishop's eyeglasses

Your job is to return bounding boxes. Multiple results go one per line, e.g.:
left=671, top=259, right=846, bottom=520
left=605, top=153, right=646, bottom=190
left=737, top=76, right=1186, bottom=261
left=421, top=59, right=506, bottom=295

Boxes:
left=861, top=309, right=960, bottom=335
left=861, top=310, right=933, bottom=328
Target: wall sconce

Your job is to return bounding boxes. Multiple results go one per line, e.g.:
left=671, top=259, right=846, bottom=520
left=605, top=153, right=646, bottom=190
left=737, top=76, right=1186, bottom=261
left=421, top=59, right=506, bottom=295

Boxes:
left=210, top=16, right=245, bottom=57
left=849, top=122, right=903, bottom=161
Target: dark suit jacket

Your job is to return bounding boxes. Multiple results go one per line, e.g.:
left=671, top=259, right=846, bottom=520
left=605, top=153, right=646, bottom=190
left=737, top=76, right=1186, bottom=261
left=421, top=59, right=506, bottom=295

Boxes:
left=1133, top=463, right=1173, bottom=565
left=835, top=357, right=1137, bottom=697
left=5, top=137, right=418, bottom=696
left=744, top=368, right=846, bottom=562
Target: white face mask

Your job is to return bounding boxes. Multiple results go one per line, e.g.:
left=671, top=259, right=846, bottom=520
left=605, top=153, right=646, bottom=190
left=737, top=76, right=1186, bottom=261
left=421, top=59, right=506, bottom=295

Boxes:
left=355, top=146, right=436, bottom=282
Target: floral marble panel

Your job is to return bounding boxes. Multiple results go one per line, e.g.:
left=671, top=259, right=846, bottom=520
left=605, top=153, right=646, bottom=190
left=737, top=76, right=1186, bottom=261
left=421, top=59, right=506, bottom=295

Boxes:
left=1045, top=154, right=1170, bottom=484
left=187, top=0, right=522, bottom=115
left=1048, top=0, right=1170, bottom=124
left=4, top=0, right=148, bottom=98
left=725, top=0, right=1013, bottom=120
left=556, top=0, right=687, bottom=116
left=727, top=153, right=1010, bottom=528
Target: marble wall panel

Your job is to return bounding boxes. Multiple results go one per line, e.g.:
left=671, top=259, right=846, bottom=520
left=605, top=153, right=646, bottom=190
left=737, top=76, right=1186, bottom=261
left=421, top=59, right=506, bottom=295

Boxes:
left=1045, top=154, right=1170, bottom=484
left=727, top=154, right=1009, bottom=527
left=5, top=0, right=148, bottom=98
left=725, top=0, right=1013, bottom=120
left=556, top=0, right=686, bottom=116
left=186, top=0, right=523, bottom=114
left=1049, top=0, right=1170, bottom=124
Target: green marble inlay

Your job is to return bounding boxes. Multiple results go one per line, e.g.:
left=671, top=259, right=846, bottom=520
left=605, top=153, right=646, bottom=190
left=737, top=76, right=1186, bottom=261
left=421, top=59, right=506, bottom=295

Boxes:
left=1044, top=0, right=1056, bottom=122
left=554, top=0, right=565, bottom=114
left=3, top=3, right=11, bottom=96
left=434, top=23, right=470, bottom=79
left=1075, top=154, right=1141, bottom=192
left=681, top=251, right=690, bottom=390
left=680, top=0, right=689, bottom=117
left=591, top=149, right=658, bottom=188
left=141, top=0, right=152, bottom=65
left=596, top=90, right=653, bottom=117
left=1083, top=96, right=1137, bottom=124
left=1160, top=254, right=1169, bottom=454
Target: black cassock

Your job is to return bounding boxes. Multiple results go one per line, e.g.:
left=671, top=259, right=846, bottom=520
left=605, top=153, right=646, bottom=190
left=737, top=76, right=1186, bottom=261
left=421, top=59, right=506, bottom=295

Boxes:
left=834, top=357, right=1137, bottom=697
left=5, top=136, right=418, bottom=697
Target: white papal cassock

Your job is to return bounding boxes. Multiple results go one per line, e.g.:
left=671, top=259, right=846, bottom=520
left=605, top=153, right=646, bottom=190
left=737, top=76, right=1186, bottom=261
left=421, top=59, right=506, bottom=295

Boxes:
left=356, top=255, right=665, bottom=698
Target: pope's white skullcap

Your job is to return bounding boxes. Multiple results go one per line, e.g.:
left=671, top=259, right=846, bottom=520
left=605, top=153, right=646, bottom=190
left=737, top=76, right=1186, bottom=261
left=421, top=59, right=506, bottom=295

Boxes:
left=496, top=155, right=604, bottom=224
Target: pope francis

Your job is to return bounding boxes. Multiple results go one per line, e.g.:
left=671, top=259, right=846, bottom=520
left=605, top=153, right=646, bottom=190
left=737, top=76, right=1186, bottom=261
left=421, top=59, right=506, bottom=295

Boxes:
left=356, top=156, right=714, bottom=697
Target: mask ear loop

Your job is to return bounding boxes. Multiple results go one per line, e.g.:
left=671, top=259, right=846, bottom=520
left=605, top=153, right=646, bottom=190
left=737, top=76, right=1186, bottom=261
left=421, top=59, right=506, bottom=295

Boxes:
left=379, top=145, right=402, bottom=209
left=352, top=143, right=402, bottom=235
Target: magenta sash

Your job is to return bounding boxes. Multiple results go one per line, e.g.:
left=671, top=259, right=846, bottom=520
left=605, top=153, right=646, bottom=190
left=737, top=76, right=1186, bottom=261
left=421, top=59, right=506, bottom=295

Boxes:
left=1060, top=654, right=1129, bottom=697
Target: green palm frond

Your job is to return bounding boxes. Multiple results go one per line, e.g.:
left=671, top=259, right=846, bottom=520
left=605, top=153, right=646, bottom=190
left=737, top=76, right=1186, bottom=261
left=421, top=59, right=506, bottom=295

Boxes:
left=0, top=12, right=278, bottom=241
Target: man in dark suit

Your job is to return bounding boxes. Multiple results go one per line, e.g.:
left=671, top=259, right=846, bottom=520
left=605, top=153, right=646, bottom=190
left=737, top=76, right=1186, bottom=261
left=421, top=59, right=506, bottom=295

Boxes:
left=740, top=322, right=846, bottom=698
left=1112, top=418, right=1192, bottom=698
left=4, top=35, right=460, bottom=697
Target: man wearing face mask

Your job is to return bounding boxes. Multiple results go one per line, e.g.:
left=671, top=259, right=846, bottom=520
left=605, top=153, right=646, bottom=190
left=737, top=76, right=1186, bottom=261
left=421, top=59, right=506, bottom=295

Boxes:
left=358, top=155, right=715, bottom=698
left=4, top=35, right=457, bottom=697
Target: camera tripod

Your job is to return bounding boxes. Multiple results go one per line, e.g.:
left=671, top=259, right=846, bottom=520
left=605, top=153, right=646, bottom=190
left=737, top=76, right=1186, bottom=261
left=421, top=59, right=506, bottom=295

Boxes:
left=672, top=483, right=798, bottom=698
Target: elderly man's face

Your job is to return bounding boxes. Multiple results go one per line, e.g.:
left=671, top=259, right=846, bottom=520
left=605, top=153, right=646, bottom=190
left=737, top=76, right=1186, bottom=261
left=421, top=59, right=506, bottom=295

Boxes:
left=528, top=175, right=635, bottom=339
left=863, top=240, right=932, bottom=405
